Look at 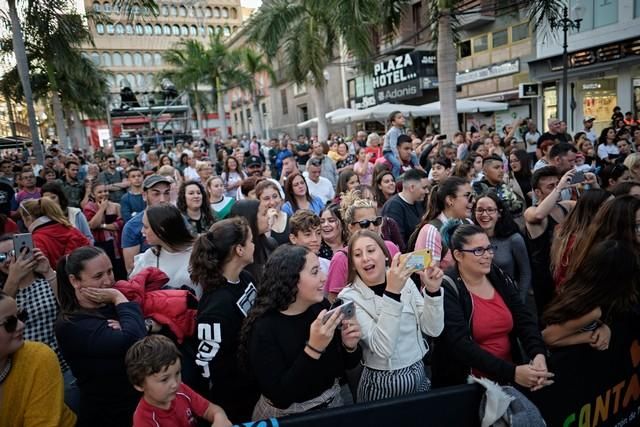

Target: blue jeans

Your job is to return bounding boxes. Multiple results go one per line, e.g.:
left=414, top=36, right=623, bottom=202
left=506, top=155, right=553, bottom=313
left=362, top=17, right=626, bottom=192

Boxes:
left=384, top=151, right=419, bottom=178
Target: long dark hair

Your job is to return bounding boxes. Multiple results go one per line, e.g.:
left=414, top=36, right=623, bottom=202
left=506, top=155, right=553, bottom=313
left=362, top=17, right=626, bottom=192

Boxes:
left=543, top=240, right=639, bottom=325
left=509, top=149, right=532, bottom=180
left=373, top=169, right=395, bottom=208
left=177, top=180, right=216, bottom=227
left=283, top=172, right=312, bottom=212
left=239, top=244, right=311, bottom=366
left=471, top=192, right=520, bottom=239
left=145, top=204, right=195, bottom=252
left=320, top=203, right=348, bottom=246
left=189, top=217, right=250, bottom=293
left=550, top=189, right=610, bottom=272
left=229, top=199, right=275, bottom=273
left=56, top=246, right=107, bottom=315
left=566, top=195, right=640, bottom=279
left=441, top=222, right=486, bottom=264
left=41, top=181, right=70, bottom=213
left=336, top=169, right=358, bottom=196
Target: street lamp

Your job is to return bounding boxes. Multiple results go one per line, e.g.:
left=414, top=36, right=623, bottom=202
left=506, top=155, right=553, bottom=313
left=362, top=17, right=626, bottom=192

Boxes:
left=551, top=2, right=585, bottom=123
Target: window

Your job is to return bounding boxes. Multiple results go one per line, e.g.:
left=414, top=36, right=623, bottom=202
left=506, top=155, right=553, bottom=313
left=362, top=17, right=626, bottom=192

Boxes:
left=197, top=6, right=204, bottom=17
left=181, top=25, right=189, bottom=36
left=143, top=52, right=152, bottom=66
left=144, top=24, right=153, bottom=35
left=161, top=5, right=169, bottom=16
left=90, top=52, right=100, bottom=65
left=199, top=26, right=206, bottom=37
left=103, top=2, right=111, bottom=14
left=153, top=53, right=162, bottom=66
left=213, top=7, right=220, bottom=18
left=190, top=25, right=197, bottom=37
left=222, top=7, right=229, bottom=18
left=135, top=24, right=144, bottom=35
left=492, top=29, right=508, bottom=48
left=96, top=23, right=105, bottom=34
left=280, top=89, right=288, bottom=115
left=106, top=24, right=115, bottom=34
left=223, top=26, right=230, bottom=37
left=147, top=73, right=154, bottom=88
left=112, top=5, right=120, bottom=14
left=205, top=7, right=212, bottom=17
left=92, top=2, right=101, bottom=12
left=231, top=7, right=238, bottom=19
left=113, top=52, right=122, bottom=66
left=102, top=52, right=112, bottom=66
left=189, top=6, right=196, bottom=17
left=123, top=52, right=133, bottom=66
left=459, top=40, right=471, bottom=58
left=126, top=24, right=134, bottom=35
left=142, top=7, right=151, bottom=16
left=179, top=6, right=187, bottom=17
left=636, top=0, right=640, bottom=17
left=163, top=24, right=171, bottom=36
left=172, top=25, right=180, bottom=36
left=473, top=35, right=488, bottom=53
left=216, top=25, right=223, bottom=34
left=131, top=5, right=140, bottom=15
left=107, top=75, right=115, bottom=88
left=170, top=5, right=177, bottom=16
left=116, top=74, right=125, bottom=88
left=232, top=26, right=238, bottom=32
left=594, top=0, right=618, bottom=28
left=126, top=74, right=135, bottom=89
left=511, top=23, right=529, bottom=42
left=136, top=74, right=146, bottom=89
left=133, top=52, right=142, bottom=66
left=154, top=24, right=162, bottom=35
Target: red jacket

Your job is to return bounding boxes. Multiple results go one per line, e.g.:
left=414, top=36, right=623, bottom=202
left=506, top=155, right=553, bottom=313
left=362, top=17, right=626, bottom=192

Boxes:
left=33, top=221, right=91, bottom=268
left=114, top=267, right=197, bottom=343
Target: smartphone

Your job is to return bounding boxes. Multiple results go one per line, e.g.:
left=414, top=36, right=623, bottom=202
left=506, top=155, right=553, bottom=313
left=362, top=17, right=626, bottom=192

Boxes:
left=437, top=134, right=447, bottom=140
left=322, top=300, right=355, bottom=324
left=400, top=249, right=433, bottom=272
left=571, top=171, right=586, bottom=185
left=13, top=233, right=33, bottom=260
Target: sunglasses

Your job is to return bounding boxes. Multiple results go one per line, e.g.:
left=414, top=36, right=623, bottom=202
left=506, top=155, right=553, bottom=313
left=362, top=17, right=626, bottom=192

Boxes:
left=0, top=309, right=28, bottom=333
left=351, top=216, right=383, bottom=229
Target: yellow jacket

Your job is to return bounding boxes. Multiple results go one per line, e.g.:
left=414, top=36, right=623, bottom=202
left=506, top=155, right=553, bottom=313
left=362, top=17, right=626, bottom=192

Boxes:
left=0, top=341, right=76, bottom=427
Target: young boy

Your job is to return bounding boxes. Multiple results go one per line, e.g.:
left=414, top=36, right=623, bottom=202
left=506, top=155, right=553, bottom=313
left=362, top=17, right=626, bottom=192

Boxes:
left=288, top=210, right=330, bottom=274
left=120, top=167, right=146, bottom=224
left=125, top=335, right=231, bottom=427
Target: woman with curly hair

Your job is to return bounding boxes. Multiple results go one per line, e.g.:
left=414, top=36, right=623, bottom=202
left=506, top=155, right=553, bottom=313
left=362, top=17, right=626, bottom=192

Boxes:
left=240, top=244, right=362, bottom=420
left=190, top=217, right=259, bottom=423
left=177, top=180, right=216, bottom=234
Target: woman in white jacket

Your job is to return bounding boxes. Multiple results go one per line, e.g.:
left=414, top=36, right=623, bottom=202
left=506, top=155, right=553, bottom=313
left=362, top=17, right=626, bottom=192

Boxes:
left=338, top=230, right=444, bottom=402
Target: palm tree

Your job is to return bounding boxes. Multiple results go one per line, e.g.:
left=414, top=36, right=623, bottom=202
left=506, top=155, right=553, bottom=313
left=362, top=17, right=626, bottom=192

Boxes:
left=239, top=48, right=276, bottom=139
left=247, top=0, right=407, bottom=142
left=427, top=0, right=564, bottom=138
left=161, top=39, right=209, bottom=132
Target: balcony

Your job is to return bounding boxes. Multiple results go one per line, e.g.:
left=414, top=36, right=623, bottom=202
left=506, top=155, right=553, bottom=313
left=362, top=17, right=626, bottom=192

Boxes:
left=457, top=0, right=495, bottom=30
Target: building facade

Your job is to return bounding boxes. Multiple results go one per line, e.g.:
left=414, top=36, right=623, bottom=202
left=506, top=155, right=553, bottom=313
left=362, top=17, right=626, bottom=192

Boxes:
left=528, top=0, right=640, bottom=134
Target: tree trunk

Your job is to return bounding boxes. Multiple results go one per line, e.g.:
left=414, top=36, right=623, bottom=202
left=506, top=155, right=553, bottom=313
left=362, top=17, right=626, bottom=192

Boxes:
left=193, top=88, right=204, bottom=132
left=4, top=96, right=17, bottom=137
left=252, top=89, right=264, bottom=140
left=311, top=84, right=329, bottom=142
left=215, top=77, right=228, bottom=140
left=437, top=8, right=459, bottom=138
left=50, top=89, right=69, bottom=150
left=8, top=0, right=44, bottom=163
left=70, top=110, right=86, bottom=151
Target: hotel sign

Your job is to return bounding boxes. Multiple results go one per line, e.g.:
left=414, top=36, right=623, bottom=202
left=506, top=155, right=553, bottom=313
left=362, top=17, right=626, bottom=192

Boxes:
left=456, top=59, right=520, bottom=85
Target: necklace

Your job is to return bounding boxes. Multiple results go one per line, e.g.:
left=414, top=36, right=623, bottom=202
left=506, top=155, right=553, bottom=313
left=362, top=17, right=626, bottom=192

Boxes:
left=0, top=358, right=12, bottom=384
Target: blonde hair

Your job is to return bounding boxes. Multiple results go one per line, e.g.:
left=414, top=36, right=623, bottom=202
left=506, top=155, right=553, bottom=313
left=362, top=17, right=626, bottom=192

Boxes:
left=366, top=132, right=380, bottom=147
left=340, top=189, right=376, bottom=227
left=196, top=160, right=211, bottom=172
left=624, top=153, right=640, bottom=172
left=157, top=165, right=175, bottom=177
left=21, top=198, right=72, bottom=227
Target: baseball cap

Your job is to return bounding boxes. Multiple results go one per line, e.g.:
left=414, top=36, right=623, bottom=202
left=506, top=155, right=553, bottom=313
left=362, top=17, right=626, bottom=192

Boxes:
left=143, top=175, right=172, bottom=190
left=583, top=116, right=595, bottom=122
left=245, top=155, right=263, bottom=167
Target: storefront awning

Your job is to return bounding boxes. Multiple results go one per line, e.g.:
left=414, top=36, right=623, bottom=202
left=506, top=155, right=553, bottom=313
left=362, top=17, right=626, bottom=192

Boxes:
left=419, top=99, right=509, bottom=116
left=296, top=108, right=359, bottom=128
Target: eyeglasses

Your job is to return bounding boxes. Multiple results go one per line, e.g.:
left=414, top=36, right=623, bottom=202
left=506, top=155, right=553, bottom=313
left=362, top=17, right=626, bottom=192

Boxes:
left=475, top=207, right=498, bottom=215
left=351, top=216, right=383, bottom=229
left=0, top=309, right=28, bottom=333
left=458, top=245, right=497, bottom=257
left=320, top=217, right=338, bottom=224
left=108, top=160, right=116, bottom=164
left=457, top=192, right=474, bottom=203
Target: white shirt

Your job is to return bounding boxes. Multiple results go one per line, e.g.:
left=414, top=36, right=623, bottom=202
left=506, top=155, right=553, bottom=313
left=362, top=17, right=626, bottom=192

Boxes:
left=183, top=166, right=199, bottom=181
left=304, top=175, right=335, bottom=205
left=597, top=143, right=619, bottom=160
left=130, top=246, right=201, bottom=298
left=524, top=131, right=541, bottom=153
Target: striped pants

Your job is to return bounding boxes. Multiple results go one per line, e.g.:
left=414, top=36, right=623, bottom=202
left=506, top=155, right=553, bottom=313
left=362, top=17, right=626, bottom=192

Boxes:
left=357, top=360, right=430, bottom=403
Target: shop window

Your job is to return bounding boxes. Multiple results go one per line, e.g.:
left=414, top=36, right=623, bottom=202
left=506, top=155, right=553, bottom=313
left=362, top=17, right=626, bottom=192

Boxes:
left=492, top=29, right=508, bottom=48
left=459, top=40, right=471, bottom=58
left=473, top=35, right=488, bottom=53
left=511, top=23, right=529, bottom=42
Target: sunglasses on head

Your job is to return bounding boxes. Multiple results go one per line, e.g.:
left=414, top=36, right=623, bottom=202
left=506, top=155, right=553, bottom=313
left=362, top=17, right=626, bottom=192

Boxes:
left=351, top=216, right=383, bottom=229
left=0, top=309, right=27, bottom=333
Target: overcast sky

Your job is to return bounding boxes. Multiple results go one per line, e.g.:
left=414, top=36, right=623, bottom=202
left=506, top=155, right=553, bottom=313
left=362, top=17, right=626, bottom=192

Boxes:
left=241, top=0, right=262, bottom=8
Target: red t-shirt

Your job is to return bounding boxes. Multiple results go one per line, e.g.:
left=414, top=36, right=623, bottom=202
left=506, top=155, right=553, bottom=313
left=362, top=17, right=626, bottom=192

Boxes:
left=470, top=290, right=513, bottom=379
left=133, top=383, right=210, bottom=427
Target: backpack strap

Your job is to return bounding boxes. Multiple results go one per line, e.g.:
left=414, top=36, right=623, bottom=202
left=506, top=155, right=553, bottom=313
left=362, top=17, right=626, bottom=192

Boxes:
left=429, top=218, right=449, bottom=259
left=442, top=275, right=459, bottom=298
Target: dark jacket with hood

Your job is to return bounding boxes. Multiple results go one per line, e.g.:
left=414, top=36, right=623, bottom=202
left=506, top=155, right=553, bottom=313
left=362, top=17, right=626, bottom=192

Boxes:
left=432, top=264, right=546, bottom=388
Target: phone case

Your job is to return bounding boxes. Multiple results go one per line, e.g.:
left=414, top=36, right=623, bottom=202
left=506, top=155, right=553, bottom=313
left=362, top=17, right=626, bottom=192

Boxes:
left=401, top=249, right=433, bottom=272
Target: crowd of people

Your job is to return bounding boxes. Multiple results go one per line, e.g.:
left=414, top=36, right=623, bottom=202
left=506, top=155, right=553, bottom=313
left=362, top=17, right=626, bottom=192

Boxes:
left=1, top=106, right=639, bottom=426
